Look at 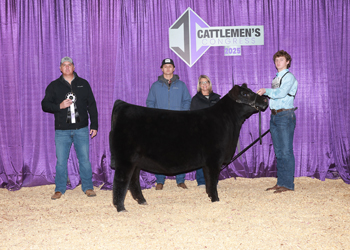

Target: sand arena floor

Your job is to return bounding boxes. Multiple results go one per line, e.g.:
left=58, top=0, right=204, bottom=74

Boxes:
left=1, top=177, right=350, bottom=249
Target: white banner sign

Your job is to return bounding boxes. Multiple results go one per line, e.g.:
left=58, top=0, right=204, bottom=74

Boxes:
left=196, top=26, right=264, bottom=49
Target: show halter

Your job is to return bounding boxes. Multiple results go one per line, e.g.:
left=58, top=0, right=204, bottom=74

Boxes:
left=221, top=92, right=269, bottom=170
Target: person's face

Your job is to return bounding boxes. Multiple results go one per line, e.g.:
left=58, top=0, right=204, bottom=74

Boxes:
left=274, top=56, right=289, bottom=72
left=60, top=62, right=75, bottom=75
left=161, top=64, right=175, bottom=76
left=199, top=78, right=210, bottom=92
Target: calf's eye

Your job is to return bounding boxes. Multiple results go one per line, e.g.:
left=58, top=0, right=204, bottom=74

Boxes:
left=241, top=91, right=249, bottom=97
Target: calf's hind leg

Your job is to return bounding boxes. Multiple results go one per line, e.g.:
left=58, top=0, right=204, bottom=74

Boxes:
left=129, top=168, right=147, bottom=205
left=113, top=163, right=134, bottom=212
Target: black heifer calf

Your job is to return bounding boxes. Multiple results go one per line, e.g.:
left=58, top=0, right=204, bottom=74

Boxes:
left=110, top=84, right=268, bottom=212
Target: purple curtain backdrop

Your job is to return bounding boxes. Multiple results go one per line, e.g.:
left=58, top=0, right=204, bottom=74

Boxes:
left=0, top=0, right=349, bottom=191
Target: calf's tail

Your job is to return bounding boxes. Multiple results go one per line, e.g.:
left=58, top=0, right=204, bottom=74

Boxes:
left=110, top=99, right=126, bottom=170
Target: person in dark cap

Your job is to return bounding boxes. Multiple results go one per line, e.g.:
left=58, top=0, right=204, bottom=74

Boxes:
left=146, top=58, right=191, bottom=190
left=42, top=56, right=98, bottom=199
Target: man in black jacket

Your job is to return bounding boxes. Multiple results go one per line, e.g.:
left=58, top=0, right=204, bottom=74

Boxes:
left=42, top=57, right=98, bottom=199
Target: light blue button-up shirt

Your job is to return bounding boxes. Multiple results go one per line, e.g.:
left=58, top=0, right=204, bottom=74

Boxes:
left=264, top=69, right=298, bottom=110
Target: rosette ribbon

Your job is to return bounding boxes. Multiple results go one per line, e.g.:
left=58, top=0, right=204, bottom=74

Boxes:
left=65, top=92, right=80, bottom=123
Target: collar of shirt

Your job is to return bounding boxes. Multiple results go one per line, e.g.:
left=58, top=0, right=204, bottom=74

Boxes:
left=276, top=68, right=289, bottom=77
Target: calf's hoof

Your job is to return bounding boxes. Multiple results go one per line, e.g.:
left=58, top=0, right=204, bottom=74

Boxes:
left=114, top=205, right=127, bottom=212
left=136, top=198, right=148, bottom=205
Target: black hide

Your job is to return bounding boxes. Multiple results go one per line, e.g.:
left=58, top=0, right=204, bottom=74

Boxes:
left=109, top=84, right=268, bottom=212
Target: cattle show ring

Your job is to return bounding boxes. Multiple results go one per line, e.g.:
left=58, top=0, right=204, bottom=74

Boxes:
left=1, top=1, right=349, bottom=249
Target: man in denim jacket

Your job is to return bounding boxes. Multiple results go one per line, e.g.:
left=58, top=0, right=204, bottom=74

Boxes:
left=146, top=58, right=191, bottom=190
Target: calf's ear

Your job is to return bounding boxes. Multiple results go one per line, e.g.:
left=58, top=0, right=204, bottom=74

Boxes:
left=241, top=83, right=248, bottom=88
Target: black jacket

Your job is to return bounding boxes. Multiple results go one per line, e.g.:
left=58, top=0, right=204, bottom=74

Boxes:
left=190, top=91, right=221, bottom=111
left=41, top=73, right=98, bottom=130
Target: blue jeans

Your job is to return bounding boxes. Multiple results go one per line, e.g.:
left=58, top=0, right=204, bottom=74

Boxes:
left=155, top=174, right=185, bottom=185
left=196, top=168, right=205, bottom=186
left=54, top=126, right=93, bottom=194
left=270, top=109, right=296, bottom=190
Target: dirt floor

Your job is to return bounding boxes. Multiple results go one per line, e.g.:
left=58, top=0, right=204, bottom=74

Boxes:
left=1, top=177, right=350, bottom=250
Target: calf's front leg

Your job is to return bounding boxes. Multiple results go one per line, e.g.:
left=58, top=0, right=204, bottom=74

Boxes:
left=203, top=165, right=220, bottom=202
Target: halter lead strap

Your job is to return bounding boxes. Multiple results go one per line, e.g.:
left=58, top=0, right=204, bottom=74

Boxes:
left=259, top=109, right=262, bottom=144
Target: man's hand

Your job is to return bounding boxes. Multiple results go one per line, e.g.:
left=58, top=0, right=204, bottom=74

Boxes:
left=60, top=99, right=73, bottom=109
left=90, top=129, right=97, bottom=139
left=257, top=88, right=266, bottom=96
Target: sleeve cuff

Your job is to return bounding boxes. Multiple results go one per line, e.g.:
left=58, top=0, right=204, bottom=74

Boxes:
left=265, top=88, right=271, bottom=96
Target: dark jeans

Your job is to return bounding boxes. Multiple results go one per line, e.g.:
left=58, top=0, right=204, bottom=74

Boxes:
left=155, top=174, right=185, bottom=184
left=270, top=109, right=296, bottom=190
left=196, top=168, right=205, bottom=186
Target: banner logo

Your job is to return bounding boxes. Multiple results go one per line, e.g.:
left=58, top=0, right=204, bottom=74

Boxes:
left=169, top=8, right=264, bottom=67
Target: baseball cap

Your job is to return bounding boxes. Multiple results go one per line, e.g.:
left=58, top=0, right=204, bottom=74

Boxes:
left=161, top=58, right=175, bottom=68
left=60, top=56, right=74, bottom=65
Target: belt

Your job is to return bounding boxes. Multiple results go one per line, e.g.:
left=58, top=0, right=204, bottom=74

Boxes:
left=271, top=108, right=294, bottom=115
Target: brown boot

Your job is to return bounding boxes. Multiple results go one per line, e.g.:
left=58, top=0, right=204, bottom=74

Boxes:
left=85, top=189, right=96, bottom=197
left=265, top=185, right=281, bottom=191
left=274, top=186, right=293, bottom=193
left=51, top=192, right=62, bottom=200
left=177, top=183, right=188, bottom=189
left=156, top=183, right=163, bottom=190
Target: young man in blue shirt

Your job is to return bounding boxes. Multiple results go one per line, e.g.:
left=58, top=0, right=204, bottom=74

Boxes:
left=257, top=50, right=298, bottom=193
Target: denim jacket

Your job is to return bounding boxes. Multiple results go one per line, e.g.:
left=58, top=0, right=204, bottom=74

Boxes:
left=146, top=75, right=191, bottom=111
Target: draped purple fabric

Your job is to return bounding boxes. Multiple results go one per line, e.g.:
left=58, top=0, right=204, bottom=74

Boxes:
left=0, top=0, right=349, bottom=191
